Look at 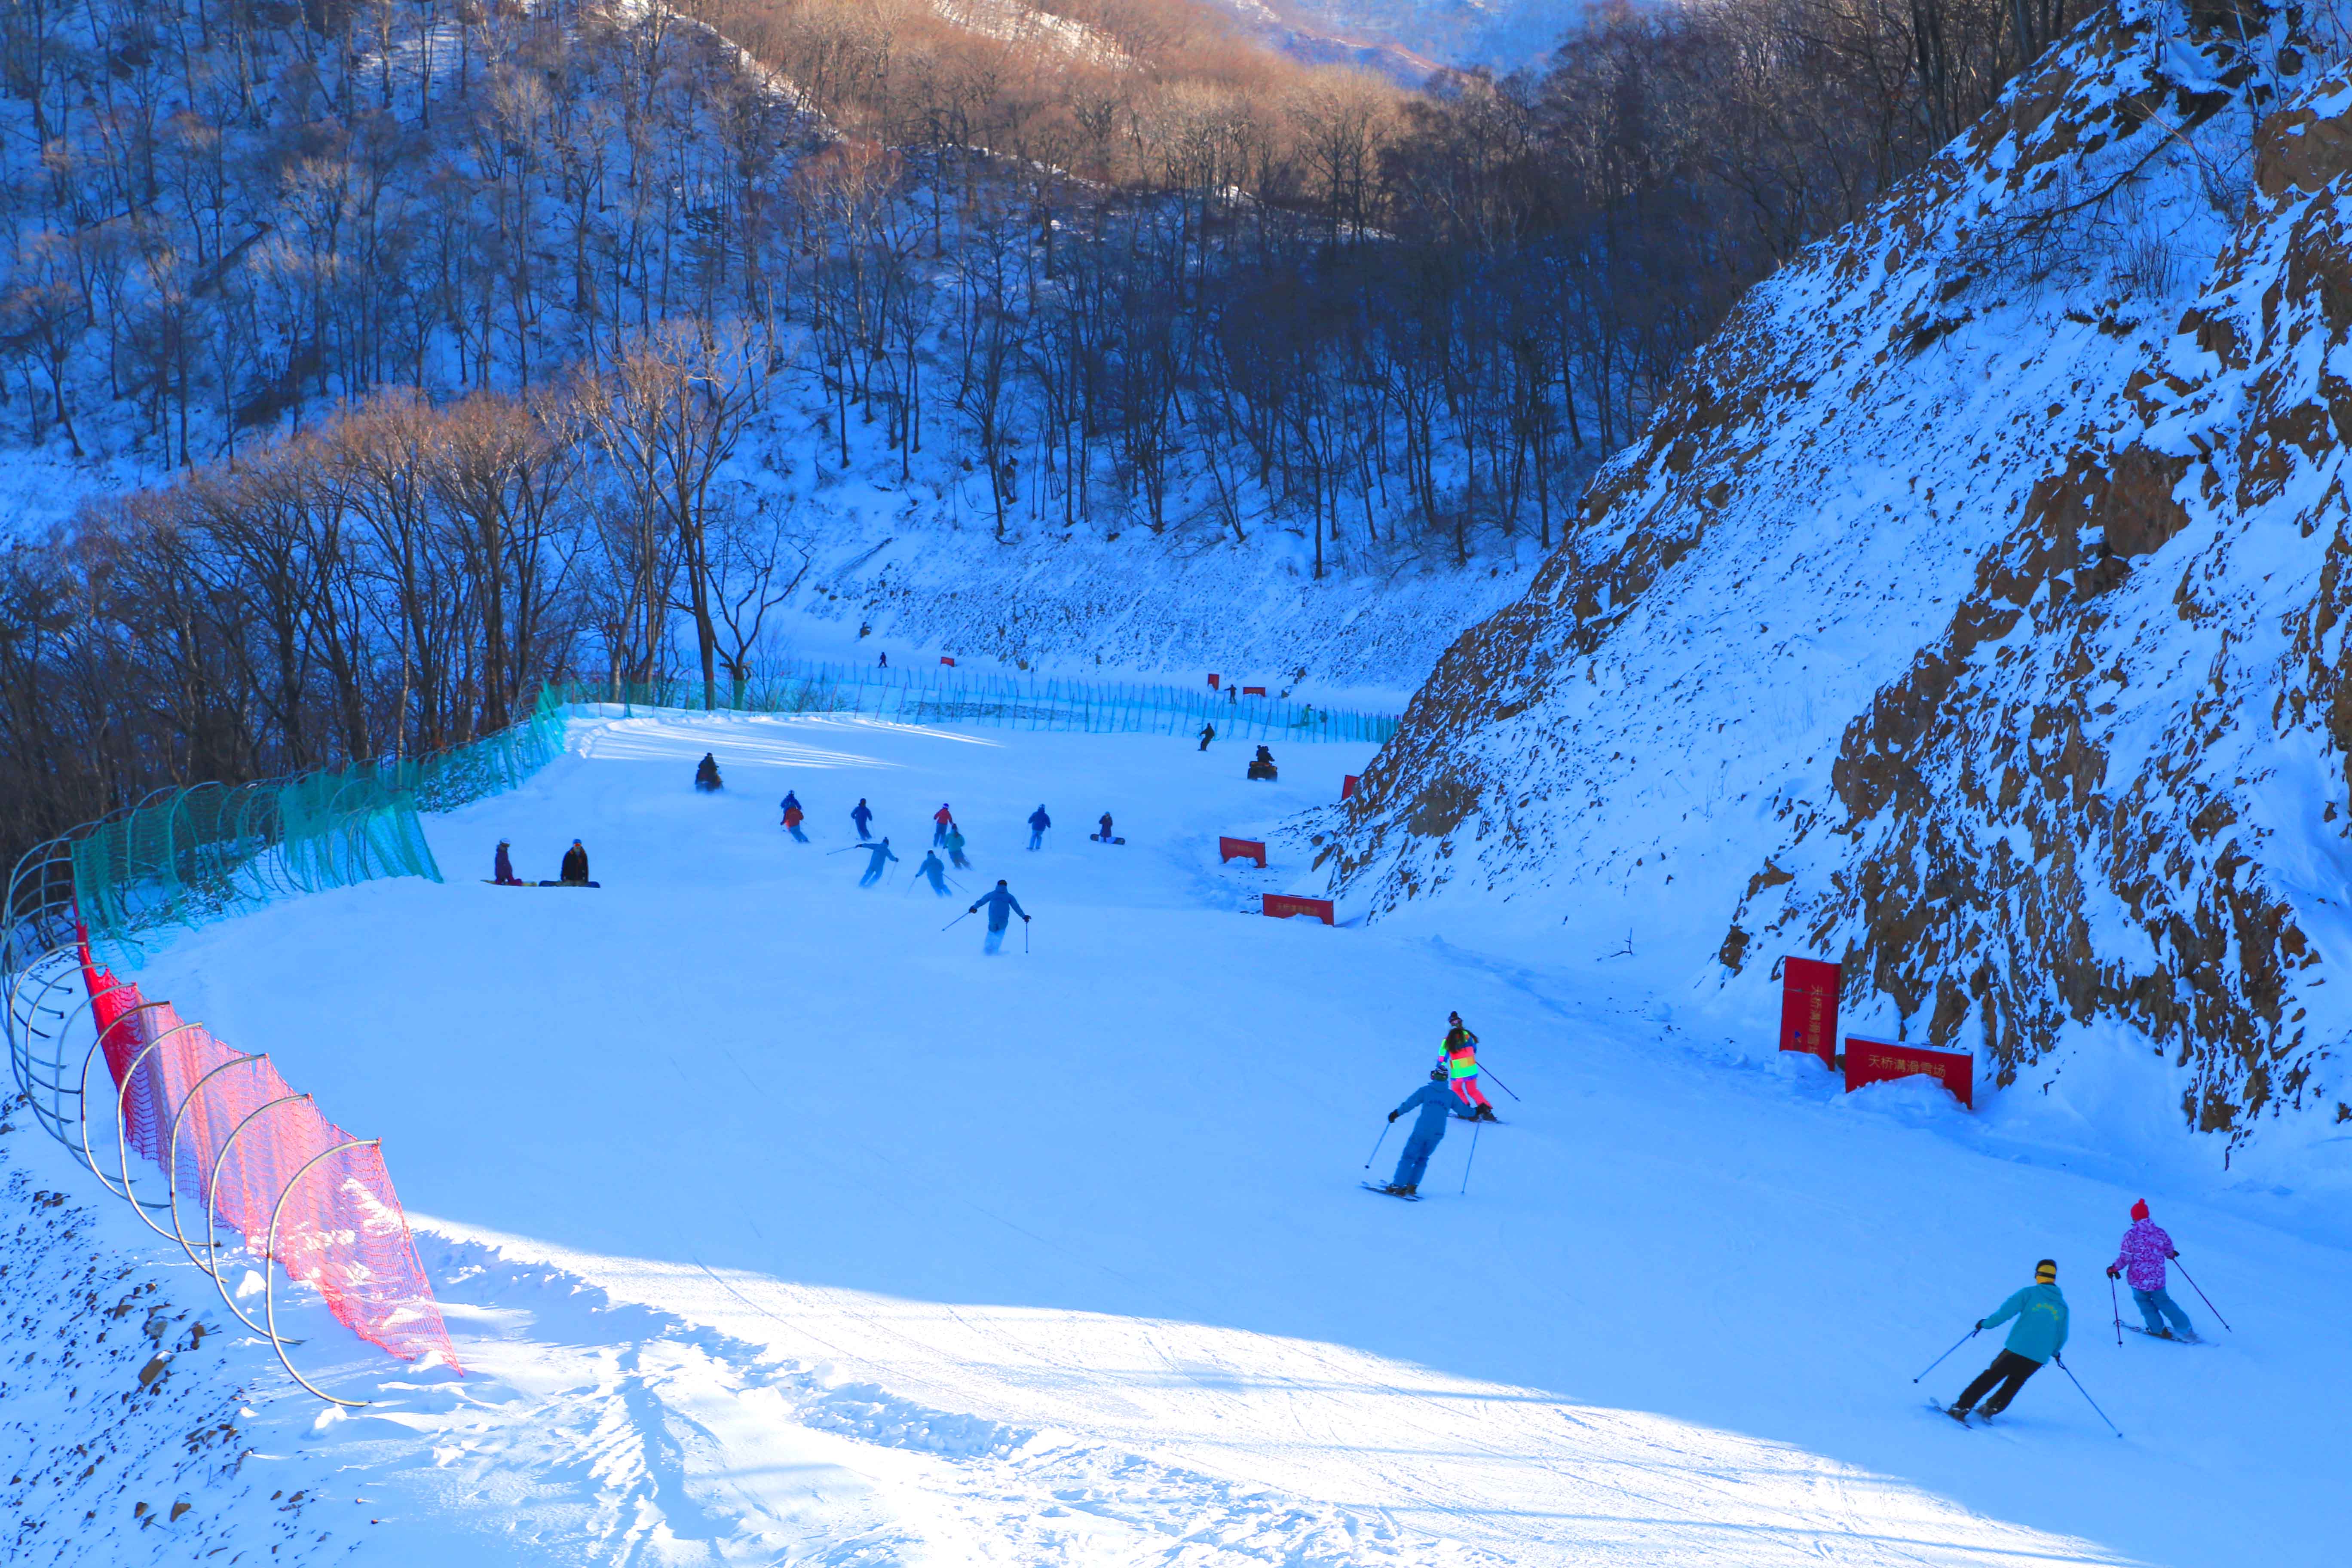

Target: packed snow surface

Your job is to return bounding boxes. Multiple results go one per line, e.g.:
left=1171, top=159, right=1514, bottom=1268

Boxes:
left=21, top=711, right=2348, bottom=1565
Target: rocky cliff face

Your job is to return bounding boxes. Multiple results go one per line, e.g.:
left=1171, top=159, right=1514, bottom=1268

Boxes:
left=1327, top=0, right=2352, bottom=1153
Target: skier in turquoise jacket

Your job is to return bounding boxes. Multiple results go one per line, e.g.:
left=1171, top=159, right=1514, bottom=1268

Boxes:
left=1947, top=1259, right=2070, bottom=1421
left=1380, top=1070, right=1472, bottom=1197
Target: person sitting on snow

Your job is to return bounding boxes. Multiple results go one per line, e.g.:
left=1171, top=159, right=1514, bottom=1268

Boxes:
left=560, top=839, right=591, bottom=883
left=493, top=839, right=524, bottom=885
left=695, top=753, right=723, bottom=792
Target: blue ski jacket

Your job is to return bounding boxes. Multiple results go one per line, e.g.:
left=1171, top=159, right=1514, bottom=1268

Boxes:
left=852, top=802, right=874, bottom=830
left=864, top=842, right=898, bottom=868
left=1392, top=1081, right=1467, bottom=1139
left=919, top=852, right=946, bottom=880
left=1980, top=1283, right=2070, bottom=1363
left=970, top=885, right=1029, bottom=930
left=1029, top=808, right=1051, bottom=831
left=781, top=791, right=801, bottom=813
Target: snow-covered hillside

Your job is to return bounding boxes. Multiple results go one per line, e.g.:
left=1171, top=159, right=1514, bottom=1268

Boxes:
left=14, top=706, right=2347, bottom=1565
left=1330, top=0, right=2352, bottom=1161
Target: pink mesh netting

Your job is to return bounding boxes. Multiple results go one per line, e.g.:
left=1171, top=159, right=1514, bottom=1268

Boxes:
left=81, top=945, right=461, bottom=1372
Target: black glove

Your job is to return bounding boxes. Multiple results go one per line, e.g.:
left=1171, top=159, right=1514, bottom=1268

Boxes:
left=2166, top=1251, right=2178, bottom=1260
left=1973, top=1321, right=1984, bottom=1331
left=1022, top=914, right=1031, bottom=922
left=1387, top=1111, right=1399, bottom=1123
left=2106, top=1267, right=2119, bottom=1279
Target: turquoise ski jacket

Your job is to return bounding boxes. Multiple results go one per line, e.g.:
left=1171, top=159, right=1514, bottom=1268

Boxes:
left=1980, top=1283, right=2069, bottom=1363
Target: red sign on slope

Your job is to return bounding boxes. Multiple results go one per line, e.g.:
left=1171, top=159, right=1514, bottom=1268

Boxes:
left=1844, top=1037, right=1973, bottom=1109
left=1779, top=957, right=1840, bottom=1066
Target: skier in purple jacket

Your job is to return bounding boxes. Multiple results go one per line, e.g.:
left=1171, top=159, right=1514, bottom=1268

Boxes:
left=2107, top=1198, right=2196, bottom=1341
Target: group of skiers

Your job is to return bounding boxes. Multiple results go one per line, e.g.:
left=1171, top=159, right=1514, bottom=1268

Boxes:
left=490, top=837, right=593, bottom=886
left=1374, top=1013, right=1501, bottom=1197
left=1937, top=1199, right=2205, bottom=1426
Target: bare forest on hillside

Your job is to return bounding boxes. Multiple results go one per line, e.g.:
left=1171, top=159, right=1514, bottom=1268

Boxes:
left=0, top=0, right=2076, bottom=865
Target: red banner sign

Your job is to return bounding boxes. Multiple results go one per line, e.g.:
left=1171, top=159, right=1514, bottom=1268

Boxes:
left=940, top=655, right=956, bottom=666
left=1242, top=685, right=1267, bottom=697
left=1262, top=894, right=1334, bottom=925
left=1844, top=1037, right=1973, bottom=1108
left=1218, top=836, right=1267, bottom=867
left=1341, top=774, right=1360, bottom=800
left=1779, top=957, right=1840, bottom=1065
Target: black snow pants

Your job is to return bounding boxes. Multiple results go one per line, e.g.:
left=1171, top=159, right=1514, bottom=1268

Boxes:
left=1957, top=1350, right=2043, bottom=1415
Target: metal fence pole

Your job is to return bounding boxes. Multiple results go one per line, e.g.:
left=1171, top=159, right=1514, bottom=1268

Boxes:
left=264, top=1137, right=380, bottom=1408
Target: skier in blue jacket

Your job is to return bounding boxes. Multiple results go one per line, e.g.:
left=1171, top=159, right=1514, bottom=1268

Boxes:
left=967, top=879, right=1030, bottom=953
left=852, top=798, right=876, bottom=840
left=1027, top=805, right=1050, bottom=851
left=1381, top=1070, right=1471, bottom=1196
left=1947, top=1259, right=2070, bottom=1422
left=858, top=837, right=898, bottom=888
left=916, top=849, right=951, bottom=896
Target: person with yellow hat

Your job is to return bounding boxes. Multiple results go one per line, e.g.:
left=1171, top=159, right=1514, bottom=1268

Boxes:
left=1947, top=1259, right=2070, bottom=1423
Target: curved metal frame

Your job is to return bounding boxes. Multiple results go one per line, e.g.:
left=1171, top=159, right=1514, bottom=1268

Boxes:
left=111, top=1022, right=208, bottom=1236
left=203, top=1090, right=313, bottom=1343
left=163, top=1051, right=263, bottom=1265
left=5, top=946, right=84, bottom=1121
left=16, top=967, right=142, bottom=1137
left=72, top=1002, right=176, bottom=1204
left=265, top=1137, right=378, bottom=1408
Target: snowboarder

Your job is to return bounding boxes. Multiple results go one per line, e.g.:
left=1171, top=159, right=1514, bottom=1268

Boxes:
left=1381, top=1069, right=1472, bottom=1197
left=1027, top=805, right=1050, bottom=851
left=1441, top=1011, right=1496, bottom=1121
left=852, top=798, right=875, bottom=840
left=1947, top=1260, right=2070, bottom=1422
left=967, top=879, right=1030, bottom=954
left=695, top=753, right=723, bottom=792
left=1247, top=744, right=1277, bottom=781
left=1096, top=811, right=1115, bottom=843
left=560, top=839, right=591, bottom=884
left=858, top=836, right=898, bottom=888
left=492, top=839, right=523, bottom=885
left=1197, top=723, right=1215, bottom=752
left=934, top=803, right=955, bottom=847
left=2108, top=1199, right=2196, bottom=1341
left=878, top=652, right=889, bottom=668
left=945, top=823, right=972, bottom=870
left=916, top=849, right=951, bottom=896
left=781, top=792, right=807, bottom=842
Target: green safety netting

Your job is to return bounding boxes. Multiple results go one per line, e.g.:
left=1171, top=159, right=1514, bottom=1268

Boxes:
left=571, top=660, right=1400, bottom=744
left=73, top=685, right=570, bottom=968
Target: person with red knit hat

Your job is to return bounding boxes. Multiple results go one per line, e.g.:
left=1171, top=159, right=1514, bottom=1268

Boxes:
left=2108, top=1199, right=2196, bottom=1341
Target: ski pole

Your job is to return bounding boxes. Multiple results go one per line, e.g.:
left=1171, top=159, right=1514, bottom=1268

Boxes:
left=1363, top=1122, right=1390, bottom=1170
left=2172, top=1258, right=2230, bottom=1332
left=1910, top=1326, right=1978, bottom=1383
left=1460, top=1118, right=1482, bottom=1195
left=2109, top=1273, right=2122, bottom=1346
left=1476, top=1067, right=1520, bottom=1102
left=1023, top=919, right=1030, bottom=954
left=943, top=911, right=972, bottom=932
left=2052, top=1353, right=2123, bottom=1438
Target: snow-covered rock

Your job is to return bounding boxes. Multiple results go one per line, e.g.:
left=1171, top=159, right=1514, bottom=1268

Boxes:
left=1330, top=0, right=2352, bottom=1155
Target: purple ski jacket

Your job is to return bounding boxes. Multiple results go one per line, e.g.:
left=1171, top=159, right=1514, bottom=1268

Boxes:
left=2110, top=1219, right=2175, bottom=1292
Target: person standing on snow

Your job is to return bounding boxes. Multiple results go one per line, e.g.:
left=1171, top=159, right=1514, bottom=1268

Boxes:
left=1096, top=811, right=1115, bottom=843
left=1198, top=723, right=1214, bottom=752
left=852, top=798, right=876, bottom=841
left=945, top=823, right=972, bottom=870
left=781, top=793, right=808, bottom=842
left=934, top=803, right=955, bottom=847
left=2108, top=1200, right=2196, bottom=1341
left=1027, top=805, right=1050, bottom=851
left=966, top=879, right=1029, bottom=954
left=1440, top=1011, right=1496, bottom=1121
left=858, top=836, right=898, bottom=888
left=560, top=839, right=591, bottom=883
left=916, top=849, right=951, bottom=896
left=1381, top=1069, right=1472, bottom=1197
left=1946, top=1259, right=2070, bottom=1422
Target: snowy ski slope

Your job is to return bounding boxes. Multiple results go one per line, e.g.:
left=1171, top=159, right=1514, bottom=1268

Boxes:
left=25, top=710, right=2346, bottom=1566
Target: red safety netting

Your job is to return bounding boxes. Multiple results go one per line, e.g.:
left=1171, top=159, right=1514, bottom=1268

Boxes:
left=80, top=944, right=461, bottom=1372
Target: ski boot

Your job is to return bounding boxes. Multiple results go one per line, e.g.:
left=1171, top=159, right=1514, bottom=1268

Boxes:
left=1945, top=1404, right=1972, bottom=1424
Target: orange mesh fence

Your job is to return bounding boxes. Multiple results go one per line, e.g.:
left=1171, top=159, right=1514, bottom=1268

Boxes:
left=80, top=945, right=460, bottom=1372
